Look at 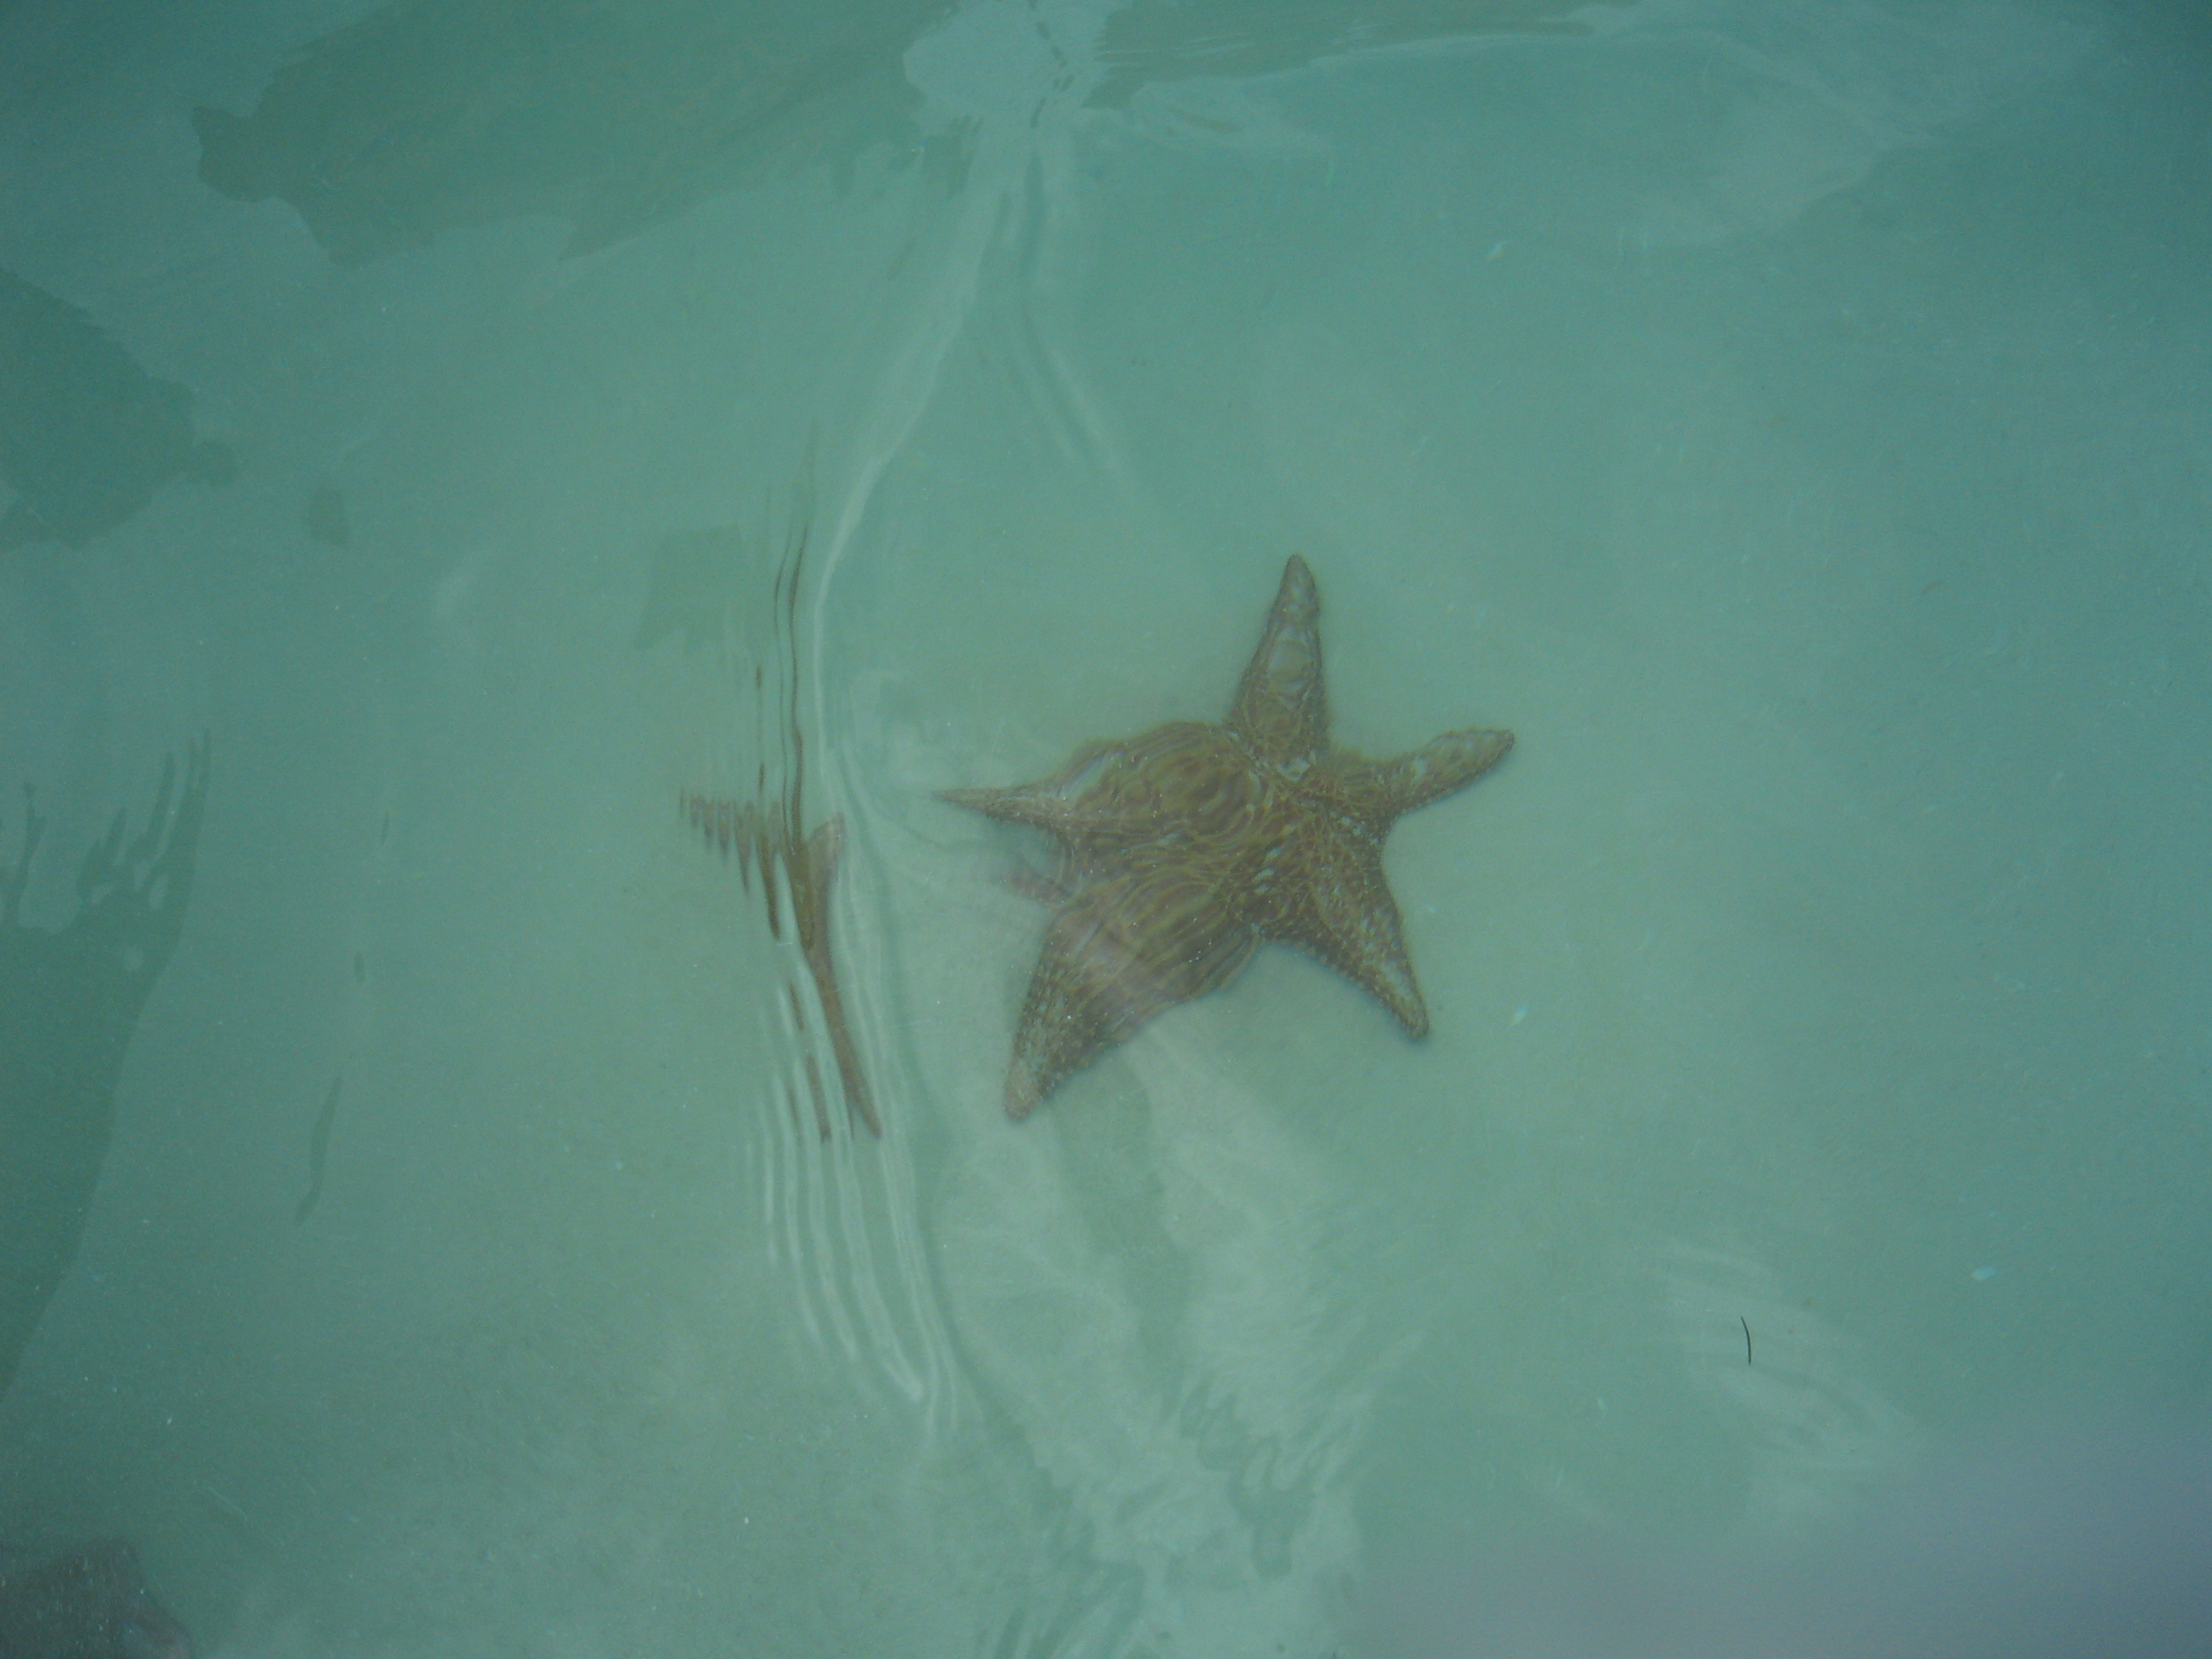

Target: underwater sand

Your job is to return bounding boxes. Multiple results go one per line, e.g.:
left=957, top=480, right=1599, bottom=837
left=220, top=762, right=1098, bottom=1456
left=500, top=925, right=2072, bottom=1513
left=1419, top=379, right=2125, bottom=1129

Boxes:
left=2, top=1, right=2208, bottom=1654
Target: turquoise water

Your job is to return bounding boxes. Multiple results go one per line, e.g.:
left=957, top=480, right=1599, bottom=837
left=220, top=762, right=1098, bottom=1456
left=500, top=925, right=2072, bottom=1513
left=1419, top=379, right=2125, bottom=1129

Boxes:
left=2, top=1, right=2208, bottom=1654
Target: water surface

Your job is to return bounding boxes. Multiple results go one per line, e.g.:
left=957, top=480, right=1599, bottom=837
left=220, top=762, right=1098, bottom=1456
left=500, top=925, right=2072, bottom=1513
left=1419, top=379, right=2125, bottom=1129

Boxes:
left=2, top=1, right=2207, bottom=1654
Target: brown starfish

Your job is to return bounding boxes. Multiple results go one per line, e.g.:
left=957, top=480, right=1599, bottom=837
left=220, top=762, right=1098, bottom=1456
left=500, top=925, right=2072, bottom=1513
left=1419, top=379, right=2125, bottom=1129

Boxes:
left=946, top=556, right=1512, bottom=1119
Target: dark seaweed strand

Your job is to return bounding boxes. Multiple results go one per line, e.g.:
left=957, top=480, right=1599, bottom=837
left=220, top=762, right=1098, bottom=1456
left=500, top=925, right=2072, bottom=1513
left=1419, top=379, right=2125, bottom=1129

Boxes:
left=125, top=754, right=178, bottom=867
left=3, top=783, right=44, bottom=927
left=294, top=1074, right=342, bottom=1225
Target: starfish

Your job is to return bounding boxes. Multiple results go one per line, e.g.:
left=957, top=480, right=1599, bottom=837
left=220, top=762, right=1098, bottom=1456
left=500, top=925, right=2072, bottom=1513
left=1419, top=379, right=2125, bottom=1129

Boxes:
left=946, top=556, right=1512, bottom=1119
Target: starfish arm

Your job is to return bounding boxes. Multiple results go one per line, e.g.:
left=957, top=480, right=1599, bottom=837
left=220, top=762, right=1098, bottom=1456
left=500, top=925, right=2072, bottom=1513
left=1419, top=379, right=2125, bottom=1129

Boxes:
left=1004, top=866, right=1258, bottom=1119
left=941, top=736, right=1149, bottom=842
left=945, top=725, right=1260, bottom=850
left=1262, top=832, right=1430, bottom=1037
left=940, top=783, right=1074, bottom=835
left=1362, top=727, right=1514, bottom=821
left=1226, top=556, right=1330, bottom=767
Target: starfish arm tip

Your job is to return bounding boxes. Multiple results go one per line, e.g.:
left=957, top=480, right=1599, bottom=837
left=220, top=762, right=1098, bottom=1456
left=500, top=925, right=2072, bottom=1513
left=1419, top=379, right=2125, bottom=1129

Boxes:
left=1376, top=968, right=1430, bottom=1038
left=1229, top=556, right=1330, bottom=762
left=1004, top=1043, right=1061, bottom=1120
left=1365, top=726, right=1514, bottom=819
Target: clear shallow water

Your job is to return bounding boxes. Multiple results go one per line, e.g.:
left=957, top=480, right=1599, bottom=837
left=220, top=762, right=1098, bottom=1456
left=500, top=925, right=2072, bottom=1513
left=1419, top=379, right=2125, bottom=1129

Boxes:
left=1, top=1, right=2208, bottom=1654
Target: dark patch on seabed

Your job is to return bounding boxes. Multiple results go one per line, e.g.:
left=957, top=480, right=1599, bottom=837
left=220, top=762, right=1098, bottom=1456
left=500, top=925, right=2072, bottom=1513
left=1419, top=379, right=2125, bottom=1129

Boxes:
left=0, top=272, right=233, bottom=552
left=189, top=0, right=939, bottom=265
left=0, top=1540, right=195, bottom=1659
left=184, top=0, right=1608, bottom=269
left=0, top=740, right=210, bottom=1401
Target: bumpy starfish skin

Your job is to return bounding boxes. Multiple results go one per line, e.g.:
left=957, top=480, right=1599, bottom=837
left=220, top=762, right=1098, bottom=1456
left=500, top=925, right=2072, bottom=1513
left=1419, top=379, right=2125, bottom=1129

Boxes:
left=946, top=556, right=1512, bottom=1119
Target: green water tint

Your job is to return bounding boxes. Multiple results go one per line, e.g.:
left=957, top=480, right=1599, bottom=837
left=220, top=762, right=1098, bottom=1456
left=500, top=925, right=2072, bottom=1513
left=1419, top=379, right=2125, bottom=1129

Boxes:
left=3, top=1, right=2209, bottom=1656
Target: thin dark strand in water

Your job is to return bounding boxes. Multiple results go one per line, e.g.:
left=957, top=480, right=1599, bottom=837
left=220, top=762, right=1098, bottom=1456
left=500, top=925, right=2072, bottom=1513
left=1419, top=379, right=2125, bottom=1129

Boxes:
left=294, top=1075, right=342, bottom=1224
